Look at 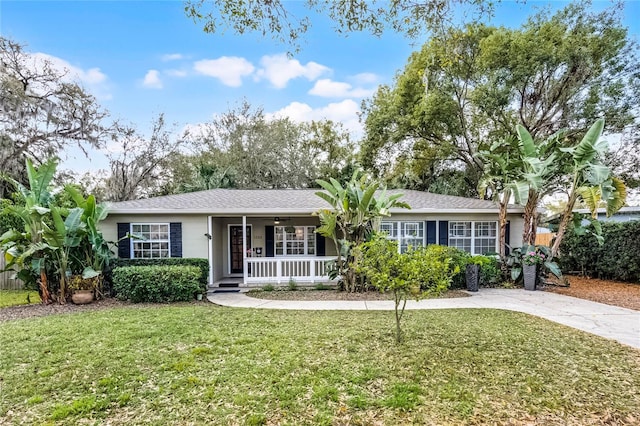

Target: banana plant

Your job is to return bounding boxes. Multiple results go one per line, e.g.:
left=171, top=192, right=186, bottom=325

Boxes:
left=509, top=125, right=564, bottom=246
left=550, top=119, right=627, bottom=257
left=65, top=185, right=113, bottom=280
left=314, top=169, right=410, bottom=292
left=42, top=207, right=86, bottom=302
left=0, top=159, right=58, bottom=303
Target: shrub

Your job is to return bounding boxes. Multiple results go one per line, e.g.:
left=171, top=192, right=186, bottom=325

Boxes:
left=559, top=221, right=640, bottom=282
left=287, top=277, right=298, bottom=291
left=262, top=283, right=275, bottom=292
left=355, top=235, right=458, bottom=342
left=114, top=258, right=209, bottom=291
left=413, top=246, right=468, bottom=289
left=469, top=255, right=501, bottom=287
left=112, top=265, right=201, bottom=303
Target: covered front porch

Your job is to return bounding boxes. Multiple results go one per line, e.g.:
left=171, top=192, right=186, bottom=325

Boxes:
left=207, top=215, right=337, bottom=287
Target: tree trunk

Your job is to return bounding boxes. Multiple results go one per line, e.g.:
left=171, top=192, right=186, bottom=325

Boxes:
left=39, top=269, right=52, bottom=305
left=522, top=190, right=540, bottom=246
left=551, top=193, right=579, bottom=258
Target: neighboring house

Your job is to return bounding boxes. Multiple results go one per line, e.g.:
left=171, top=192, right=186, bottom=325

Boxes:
left=102, top=189, right=525, bottom=287
left=574, top=206, right=640, bottom=222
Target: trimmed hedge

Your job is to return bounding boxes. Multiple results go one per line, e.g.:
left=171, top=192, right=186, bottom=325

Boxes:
left=559, top=221, right=640, bottom=283
left=115, top=258, right=209, bottom=291
left=113, top=265, right=201, bottom=303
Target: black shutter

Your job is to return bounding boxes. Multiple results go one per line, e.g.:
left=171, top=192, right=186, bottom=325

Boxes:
left=316, top=234, right=326, bottom=256
left=504, top=221, right=511, bottom=256
left=117, top=223, right=130, bottom=258
left=439, top=221, right=449, bottom=246
left=170, top=222, right=182, bottom=258
left=426, top=221, right=437, bottom=245
left=265, top=226, right=275, bottom=257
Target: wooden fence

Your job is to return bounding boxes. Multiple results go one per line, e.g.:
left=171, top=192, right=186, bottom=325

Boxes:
left=0, top=252, right=24, bottom=290
left=535, top=233, right=555, bottom=247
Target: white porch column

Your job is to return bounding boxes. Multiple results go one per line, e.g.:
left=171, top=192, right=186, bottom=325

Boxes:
left=242, top=215, right=247, bottom=285
left=207, top=216, right=213, bottom=286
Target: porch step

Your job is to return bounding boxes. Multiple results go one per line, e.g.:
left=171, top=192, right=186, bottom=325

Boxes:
left=218, top=282, right=240, bottom=288
left=210, top=289, right=241, bottom=293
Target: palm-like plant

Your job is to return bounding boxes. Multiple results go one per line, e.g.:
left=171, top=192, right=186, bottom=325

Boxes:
left=314, top=170, right=410, bottom=292
left=1, top=159, right=57, bottom=303
left=551, top=119, right=626, bottom=257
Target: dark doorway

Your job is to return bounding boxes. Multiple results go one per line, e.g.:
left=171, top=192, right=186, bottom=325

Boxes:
left=230, top=225, right=251, bottom=274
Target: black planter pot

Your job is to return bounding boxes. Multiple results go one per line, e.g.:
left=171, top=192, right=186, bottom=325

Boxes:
left=466, top=264, right=479, bottom=292
left=523, top=264, right=537, bottom=290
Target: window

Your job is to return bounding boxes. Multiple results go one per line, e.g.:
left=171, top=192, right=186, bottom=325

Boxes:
left=400, top=222, right=424, bottom=253
left=449, top=221, right=497, bottom=255
left=131, top=223, right=170, bottom=258
left=275, top=226, right=316, bottom=256
left=380, top=221, right=424, bottom=253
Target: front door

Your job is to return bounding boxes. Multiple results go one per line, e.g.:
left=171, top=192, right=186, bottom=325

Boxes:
left=230, top=225, right=251, bottom=274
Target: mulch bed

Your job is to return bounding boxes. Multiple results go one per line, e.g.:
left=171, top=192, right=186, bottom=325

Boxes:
left=247, top=289, right=470, bottom=301
left=545, top=275, right=640, bottom=311
left=0, top=298, right=209, bottom=322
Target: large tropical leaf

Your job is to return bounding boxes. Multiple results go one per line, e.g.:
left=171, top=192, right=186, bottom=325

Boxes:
left=25, top=158, right=57, bottom=205
left=584, top=164, right=611, bottom=186
left=573, top=119, right=605, bottom=165
left=605, top=177, right=627, bottom=217
left=516, top=124, right=536, bottom=158
left=578, top=186, right=601, bottom=218
left=508, top=181, right=531, bottom=205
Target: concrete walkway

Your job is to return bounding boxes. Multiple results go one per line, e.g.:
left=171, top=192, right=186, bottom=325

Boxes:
left=208, top=289, right=640, bottom=349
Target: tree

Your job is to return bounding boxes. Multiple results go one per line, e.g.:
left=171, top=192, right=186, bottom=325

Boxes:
left=314, top=170, right=410, bottom=292
left=355, top=235, right=455, bottom=342
left=549, top=119, right=626, bottom=257
left=182, top=101, right=355, bottom=190
left=0, top=37, right=107, bottom=197
left=103, top=114, right=185, bottom=201
left=361, top=3, right=639, bottom=198
left=184, top=0, right=493, bottom=53
left=1, top=159, right=58, bottom=303
left=1, top=159, right=115, bottom=303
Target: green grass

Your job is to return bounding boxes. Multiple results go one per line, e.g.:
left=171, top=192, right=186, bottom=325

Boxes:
left=0, top=289, right=41, bottom=308
left=0, top=306, right=638, bottom=425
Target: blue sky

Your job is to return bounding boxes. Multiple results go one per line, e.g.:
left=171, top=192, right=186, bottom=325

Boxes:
left=1, top=1, right=639, bottom=172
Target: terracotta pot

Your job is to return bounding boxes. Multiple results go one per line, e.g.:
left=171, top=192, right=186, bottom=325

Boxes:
left=72, top=290, right=94, bottom=304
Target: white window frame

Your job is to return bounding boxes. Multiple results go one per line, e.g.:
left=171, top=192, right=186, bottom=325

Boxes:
left=130, top=223, right=171, bottom=259
left=275, top=226, right=316, bottom=256
left=448, top=221, right=498, bottom=255
left=380, top=221, right=426, bottom=253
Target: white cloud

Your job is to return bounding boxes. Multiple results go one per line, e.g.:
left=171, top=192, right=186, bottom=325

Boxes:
left=165, top=69, right=188, bottom=78
left=255, top=54, right=330, bottom=89
left=194, top=57, right=255, bottom=87
left=161, top=53, right=183, bottom=61
left=308, top=78, right=374, bottom=98
left=267, top=99, right=362, bottom=134
left=30, top=52, right=111, bottom=100
left=351, top=72, right=379, bottom=85
left=142, top=69, right=163, bottom=89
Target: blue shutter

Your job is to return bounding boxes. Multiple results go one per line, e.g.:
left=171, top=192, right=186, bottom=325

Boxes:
left=439, top=221, right=449, bottom=246
left=504, top=221, right=511, bottom=255
left=117, top=223, right=130, bottom=258
left=316, top=234, right=326, bottom=256
left=426, top=221, right=437, bottom=245
left=170, top=223, right=182, bottom=258
left=265, top=226, right=275, bottom=257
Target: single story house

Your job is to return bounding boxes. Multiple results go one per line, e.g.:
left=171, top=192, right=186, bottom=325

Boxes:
left=102, top=189, right=525, bottom=287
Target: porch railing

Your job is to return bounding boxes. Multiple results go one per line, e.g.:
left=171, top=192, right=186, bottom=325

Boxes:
left=245, top=256, right=337, bottom=284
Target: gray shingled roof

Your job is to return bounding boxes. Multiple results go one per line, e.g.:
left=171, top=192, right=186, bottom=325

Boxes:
left=107, top=189, right=522, bottom=214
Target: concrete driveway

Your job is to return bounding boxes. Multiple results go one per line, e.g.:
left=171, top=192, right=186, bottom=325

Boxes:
left=208, top=288, right=640, bottom=349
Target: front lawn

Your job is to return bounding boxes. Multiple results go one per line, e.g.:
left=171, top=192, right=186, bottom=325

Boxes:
left=0, top=289, right=41, bottom=308
left=1, top=306, right=638, bottom=425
